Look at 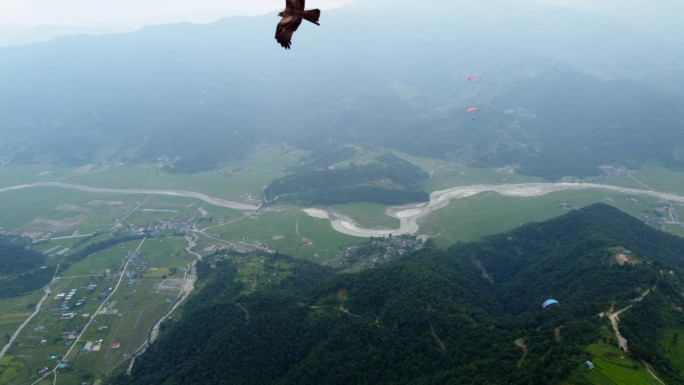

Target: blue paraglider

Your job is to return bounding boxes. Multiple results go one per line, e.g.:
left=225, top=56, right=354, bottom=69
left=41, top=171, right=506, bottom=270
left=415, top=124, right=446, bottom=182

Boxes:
left=541, top=299, right=559, bottom=309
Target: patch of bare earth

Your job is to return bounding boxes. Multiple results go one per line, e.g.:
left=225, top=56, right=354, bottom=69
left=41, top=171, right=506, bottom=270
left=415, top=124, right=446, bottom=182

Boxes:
left=614, top=253, right=637, bottom=266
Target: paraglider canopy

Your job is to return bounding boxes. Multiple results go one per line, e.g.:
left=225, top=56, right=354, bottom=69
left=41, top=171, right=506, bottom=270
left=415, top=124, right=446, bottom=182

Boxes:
left=467, top=75, right=481, bottom=81
left=542, top=299, right=559, bottom=309
left=467, top=107, right=480, bottom=113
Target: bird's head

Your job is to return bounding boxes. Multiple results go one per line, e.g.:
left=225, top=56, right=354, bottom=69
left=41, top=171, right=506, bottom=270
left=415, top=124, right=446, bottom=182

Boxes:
left=278, top=11, right=284, bottom=17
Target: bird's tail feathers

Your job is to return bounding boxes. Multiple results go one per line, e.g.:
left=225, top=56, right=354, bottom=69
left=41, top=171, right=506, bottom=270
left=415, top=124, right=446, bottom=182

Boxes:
left=303, top=9, right=321, bottom=25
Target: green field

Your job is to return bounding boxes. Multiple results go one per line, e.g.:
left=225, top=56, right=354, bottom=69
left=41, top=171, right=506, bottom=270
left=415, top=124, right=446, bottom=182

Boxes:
left=0, top=292, right=45, bottom=346
left=662, top=329, right=684, bottom=376
left=0, top=187, right=150, bottom=234
left=392, top=151, right=544, bottom=191
left=566, top=343, right=657, bottom=385
left=421, top=189, right=666, bottom=245
left=51, top=145, right=305, bottom=199
left=4, top=156, right=684, bottom=383
left=0, top=234, right=193, bottom=384
left=329, top=202, right=399, bottom=229
left=209, top=210, right=360, bottom=261
left=0, top=164, right=77, bottom=187
left=605, top=168, right=684, bottom=195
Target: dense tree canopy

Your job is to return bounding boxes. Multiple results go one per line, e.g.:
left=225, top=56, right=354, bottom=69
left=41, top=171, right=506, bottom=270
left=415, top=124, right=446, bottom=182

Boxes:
left=112, top=204, right=684, bottom=384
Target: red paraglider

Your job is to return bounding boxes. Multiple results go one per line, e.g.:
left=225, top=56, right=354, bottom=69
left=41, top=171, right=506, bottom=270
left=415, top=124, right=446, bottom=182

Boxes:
left=467, top=107, right=480, bottom=113
left=467, top=74, right=481, bottom=81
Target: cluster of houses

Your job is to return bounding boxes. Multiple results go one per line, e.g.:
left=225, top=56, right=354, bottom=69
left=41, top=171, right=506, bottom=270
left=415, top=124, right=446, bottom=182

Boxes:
left=337, top=234, right=425, bottom=270
left=112, top=216, right=197, bottom=237
left=123, top=251, right=149, bottom=279
left=54, top=283, right=103, bottom=320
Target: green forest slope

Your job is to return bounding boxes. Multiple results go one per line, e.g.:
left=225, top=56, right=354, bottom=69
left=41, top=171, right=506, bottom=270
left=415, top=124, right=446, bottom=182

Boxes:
left=112, top=204, right=684, bottom=384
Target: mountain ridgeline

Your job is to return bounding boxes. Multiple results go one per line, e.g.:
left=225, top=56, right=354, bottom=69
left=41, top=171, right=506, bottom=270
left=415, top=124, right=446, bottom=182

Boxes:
left=112, top=204, right=684, bottom=384
left=1, top=1, right=683, bottom=178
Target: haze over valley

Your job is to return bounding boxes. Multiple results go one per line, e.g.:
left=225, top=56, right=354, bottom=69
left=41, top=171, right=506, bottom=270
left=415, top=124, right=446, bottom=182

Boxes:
left=2, top=1, right=684, bottom=384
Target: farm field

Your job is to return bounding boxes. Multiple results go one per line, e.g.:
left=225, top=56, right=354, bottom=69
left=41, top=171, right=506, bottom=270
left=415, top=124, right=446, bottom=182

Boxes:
left=0, top=187, right=147, bottom=236
left=3, top=159, right=684, bottom=383
left=0, top=237, right=194, bottom=385
left=0, top=292, right=45, bottom=347
left=393, top=151, right=544, bottom=192
left=604, top=168, right=684, bottom=195
left=1, top=145, right=307, bottom=201
left=565, top=343, right=657, bottom=385
left=420, top=189, right=672, bottom=245
left=208, top=210, right=361, bottom=261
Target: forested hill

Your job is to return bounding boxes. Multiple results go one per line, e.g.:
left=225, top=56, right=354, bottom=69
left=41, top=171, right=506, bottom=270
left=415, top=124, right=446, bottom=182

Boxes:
left=113, top=204, right=684, bottom=385
left=264, top=151, right=430, bottom=206
left=0, top=234, right=52, bottom=298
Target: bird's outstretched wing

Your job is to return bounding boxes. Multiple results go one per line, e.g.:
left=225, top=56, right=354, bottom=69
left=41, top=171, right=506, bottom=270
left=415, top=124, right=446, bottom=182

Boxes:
left=286, top=0, right=305, bottom=12
left=275, top=15, right=303, bottom=49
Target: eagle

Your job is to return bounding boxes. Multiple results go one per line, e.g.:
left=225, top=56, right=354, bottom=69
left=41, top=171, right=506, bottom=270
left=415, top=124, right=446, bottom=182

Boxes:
left=275, top=0, right=320, bottom=49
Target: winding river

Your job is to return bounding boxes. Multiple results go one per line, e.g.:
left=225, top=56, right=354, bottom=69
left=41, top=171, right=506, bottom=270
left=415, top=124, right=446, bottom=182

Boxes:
left=2, top=181, right=684, bottom=238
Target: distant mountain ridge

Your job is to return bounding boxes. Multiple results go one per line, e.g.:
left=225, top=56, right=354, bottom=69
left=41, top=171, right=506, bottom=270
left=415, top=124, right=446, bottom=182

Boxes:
left=1, top=1, right=683, bottom=178
left=114, top=204, right=684, bottom=384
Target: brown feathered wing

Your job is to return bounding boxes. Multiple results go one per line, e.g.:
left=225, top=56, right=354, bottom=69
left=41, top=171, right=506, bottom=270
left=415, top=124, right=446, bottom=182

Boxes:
left=302, top=9, right=320, bottom=25
left=286, top=0, right=305, bottom=11
left=275, top=14, right=303, bottom=49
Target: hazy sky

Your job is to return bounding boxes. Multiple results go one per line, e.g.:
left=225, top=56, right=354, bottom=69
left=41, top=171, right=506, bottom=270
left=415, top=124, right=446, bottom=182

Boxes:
left=1, top=0, right=680, bottom=28
left=0, top=0, right=354, bottom=27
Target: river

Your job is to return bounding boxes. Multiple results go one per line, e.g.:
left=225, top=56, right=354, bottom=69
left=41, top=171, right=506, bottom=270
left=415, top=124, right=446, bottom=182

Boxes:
left=2, top=180, right=683, bottom=238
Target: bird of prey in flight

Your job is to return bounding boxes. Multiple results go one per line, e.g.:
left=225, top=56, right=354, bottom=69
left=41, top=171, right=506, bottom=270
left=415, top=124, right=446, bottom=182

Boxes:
left=275, top=0, right=320, bottom=49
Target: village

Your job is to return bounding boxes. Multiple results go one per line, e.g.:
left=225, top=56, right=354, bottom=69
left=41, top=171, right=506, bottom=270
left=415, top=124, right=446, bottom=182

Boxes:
left=333, top=234, right=426, bottom=271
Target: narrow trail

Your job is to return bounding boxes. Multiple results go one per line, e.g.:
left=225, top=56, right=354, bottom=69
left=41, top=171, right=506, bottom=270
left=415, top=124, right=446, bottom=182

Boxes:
left=430, top=324, right=447, bottom=351
left=237, top=303, right=250, bottom=321
left=0, top=265, right=59, bottom=361
left=605, top=285, right=654, bottom=353
left=643, top=360, right=666, bottom=385
left=603, top=284, right=664, bottom=384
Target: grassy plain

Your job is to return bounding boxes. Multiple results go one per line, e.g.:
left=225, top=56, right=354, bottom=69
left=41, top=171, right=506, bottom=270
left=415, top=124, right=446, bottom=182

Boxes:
left=0, top=164, right=77, bottom=187
left=0, top=187, right=149, bottom=234
left=48, top=145, right=306, bottom=200
left=421, top=189, right=664, bottom=245
left=0, top=292, right=44, bottom=344
left=209, top=210, right=360, bottom=261
left=393, top=151, right=544, bottom=191
left=604, top=168, right=684, bottom=194
left=662, top=328, right=684, bottom=376
left=0, top=234, right=191, bottom=384
left=566, top=343, right=656, bottom=385
left=329, top=202, right=399, bottom=229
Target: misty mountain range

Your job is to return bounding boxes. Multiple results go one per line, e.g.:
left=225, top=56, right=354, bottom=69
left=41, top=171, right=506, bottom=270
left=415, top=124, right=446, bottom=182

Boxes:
left=1, top=0, right=683, bottom=177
